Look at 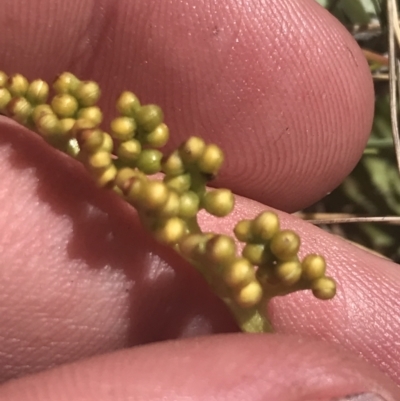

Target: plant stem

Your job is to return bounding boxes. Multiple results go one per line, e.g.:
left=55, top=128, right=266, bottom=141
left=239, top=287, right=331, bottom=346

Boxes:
left=223, top=298, right=273, bottom=332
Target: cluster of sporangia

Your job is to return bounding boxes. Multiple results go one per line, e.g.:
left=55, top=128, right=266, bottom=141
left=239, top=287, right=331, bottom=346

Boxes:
left=0, top=71, right=336, bottom=332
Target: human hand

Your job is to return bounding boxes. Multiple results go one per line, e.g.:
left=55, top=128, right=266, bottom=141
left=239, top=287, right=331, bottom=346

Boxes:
left=0, top=0, right=399, bottom=400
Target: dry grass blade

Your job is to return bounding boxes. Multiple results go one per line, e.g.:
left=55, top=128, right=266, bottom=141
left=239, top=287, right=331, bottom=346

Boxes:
left=363, top=49, right=389, bottom=65
left=372, top=73, right=389, bottom=80
left=297, top=212, right=400, bottom=225
left=387, top=0, right=400, bottom=174
left=306, top=1, right=400, bottom=261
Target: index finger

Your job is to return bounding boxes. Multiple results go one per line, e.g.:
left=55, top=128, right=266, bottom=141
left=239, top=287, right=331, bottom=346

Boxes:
left=0, top=0, right=374, bottom=211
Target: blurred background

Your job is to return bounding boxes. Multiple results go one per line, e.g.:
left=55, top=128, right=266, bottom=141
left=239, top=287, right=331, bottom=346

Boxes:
left=303, top=0, right=400, bottom=261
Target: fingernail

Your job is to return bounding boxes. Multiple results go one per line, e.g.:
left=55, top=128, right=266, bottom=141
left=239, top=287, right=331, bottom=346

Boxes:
left=332, top=393, right=389, bottom=401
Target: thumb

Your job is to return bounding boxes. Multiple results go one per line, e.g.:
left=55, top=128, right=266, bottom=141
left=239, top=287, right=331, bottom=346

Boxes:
left=0, top=334, right=398, bottom=401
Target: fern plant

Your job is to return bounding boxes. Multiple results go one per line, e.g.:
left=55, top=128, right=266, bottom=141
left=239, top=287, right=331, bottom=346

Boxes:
left=0, top=71, right=336, bottom=333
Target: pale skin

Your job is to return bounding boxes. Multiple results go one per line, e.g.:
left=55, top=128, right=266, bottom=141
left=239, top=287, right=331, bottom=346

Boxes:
left=0, top=0, right=399, bottom=400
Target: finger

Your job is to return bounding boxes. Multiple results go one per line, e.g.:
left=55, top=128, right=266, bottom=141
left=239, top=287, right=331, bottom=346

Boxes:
left=0, top=334, right=399, bottom=401
left=1, top=118, right=400, bottom=385
left=0, top=119, right=237, bottom=383
left=0, top=0, right=374, bottom=211
left=210, top=199, right=400, bottom=385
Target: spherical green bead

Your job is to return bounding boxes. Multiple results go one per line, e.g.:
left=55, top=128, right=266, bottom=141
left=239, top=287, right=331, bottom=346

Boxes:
left=252, top=211, right=280, bottom=242
left=116, top=91, right=141, bottom=116
left=136, top=149, right=163, bottom=175
left=114, top=167, right=137, bottom=190
left=0, top=88, right=12, bottom=112
left=74, top=81, right=100, bottom=107
left=77, top=106, right=103, bottom=125
left=223, top=258, right=255, bottom=289
left=144, top=123, right=169, bottom=148
left=157, top=190, right=180, bottom=218
left=234, top=220, right=253, bottom=243
left=154, top=217, right=187, bottom=245
left=164, top=173, right=191, bottom=194
left=234, top=281, right=263, bottom=309
left=53, top=72, right=80, bottom=94
left=135, top=104, right=164, bottom=132
left=36, top=113, right=62, bottom=138
left=205, top=235, right=236, bottom=266
left=179, top=136, right=205, bottom=164
left=117, top=139, right=142, bottom=163
left=270, top=230, right=301, bottom=261
left=7, top=73, right=29, bottom=97
left=99, top=133, right=114, bottom=153
left=31, top=104, right=53, bottom=124
left=301, top=254, right=326, bottom=281
left=142, top=181, right=170, bottom=211
left=0, top=71, right=8, bottom=87
left=59, top=118, right=76, bottom=135
left=202, top=189, right=234, bottom=217
left=197, top=144, right=224, bottom=175
left=178, top=191, right=200, bottom=219
left=87, top=151, right=112, bottom=171
left=125, top=175, right=147, bottom=204
left=111, top=116, right=136, bottom=141
left=71, top=118, right=97, bottom=133
left=51, top=94, right=79, bottom=118
left=162, top=151, right=185, bottom=176
left=71, top=119, right=97, bottom=149
left=275, top=260, right=302, bottom=286
left=311, top=276, right=336, bottom=300
left=26, top=79, right=49, bottom=104
left=76, top=128, right=104, bottom=152
left=7, top=97, right=33, bottom=124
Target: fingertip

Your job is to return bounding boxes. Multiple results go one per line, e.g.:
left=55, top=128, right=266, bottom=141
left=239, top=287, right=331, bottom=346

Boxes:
left=1, top=0, right=374, bottom=212
left=0, top=334, right=398, bottom=401
left=199, top=194, right=400, bottom=384
left=209, top=0, right=375, bottom=210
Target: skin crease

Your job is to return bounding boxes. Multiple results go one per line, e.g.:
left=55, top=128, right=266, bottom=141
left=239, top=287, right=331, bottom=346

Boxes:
left=0, top=0, right=399, bottom=400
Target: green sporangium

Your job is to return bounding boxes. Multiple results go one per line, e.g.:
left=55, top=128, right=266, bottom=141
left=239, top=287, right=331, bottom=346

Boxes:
left=0, top=71, right=336, bottom=333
